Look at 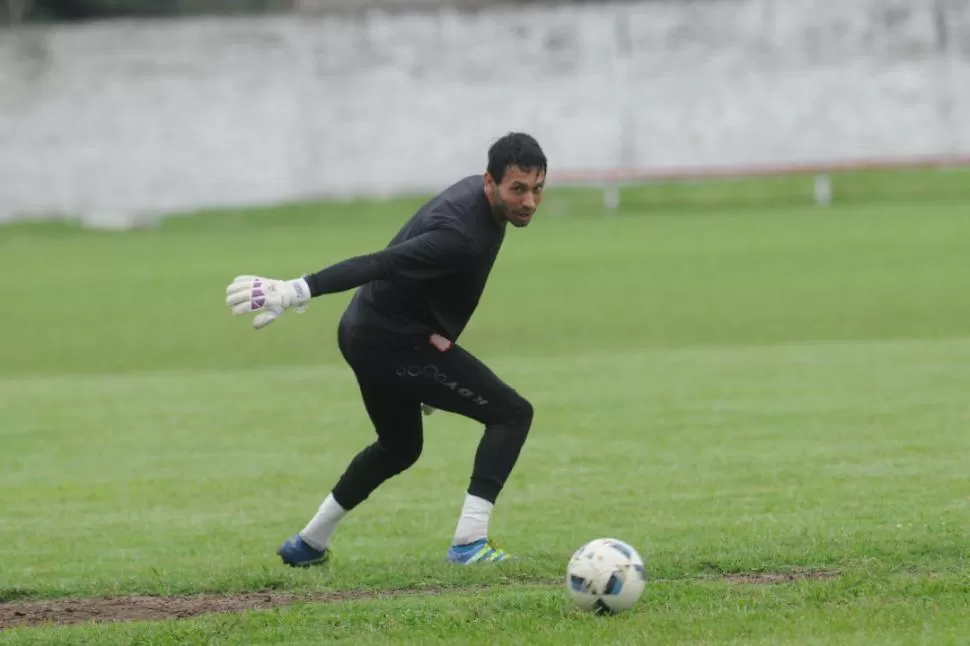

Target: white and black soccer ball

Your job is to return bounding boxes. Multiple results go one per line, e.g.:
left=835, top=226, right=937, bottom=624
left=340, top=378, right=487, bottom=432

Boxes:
left=565, top=537, right=647, bottom=614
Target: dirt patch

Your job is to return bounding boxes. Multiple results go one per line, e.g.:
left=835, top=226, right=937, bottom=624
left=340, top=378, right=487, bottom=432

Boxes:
left=720, top=569, right=840, bottom=584
left=2, top=571, right=841, bottom=630
left=0, top=587, right=462, bottom=631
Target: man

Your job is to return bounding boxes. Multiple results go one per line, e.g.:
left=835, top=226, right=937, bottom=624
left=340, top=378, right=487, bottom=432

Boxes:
left=225, top=132, right=547, bottom=567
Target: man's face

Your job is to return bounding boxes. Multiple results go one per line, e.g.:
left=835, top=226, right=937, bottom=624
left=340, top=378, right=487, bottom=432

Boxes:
left=485, top=165, right=546, bottom=228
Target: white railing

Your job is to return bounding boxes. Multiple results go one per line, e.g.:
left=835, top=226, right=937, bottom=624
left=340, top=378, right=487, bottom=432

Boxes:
left=553, top=154, right=970, bottom=209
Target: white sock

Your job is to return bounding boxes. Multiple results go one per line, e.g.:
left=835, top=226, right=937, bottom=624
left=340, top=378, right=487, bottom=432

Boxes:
left=452, top=493, right=493, bottom=546
left=299, top=493, right=347, bottom=551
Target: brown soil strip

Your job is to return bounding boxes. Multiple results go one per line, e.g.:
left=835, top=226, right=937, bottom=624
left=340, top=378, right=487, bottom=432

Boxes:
left=0, top=587, right=463, bottom=630
left=2, top=570, right=840, bottom=630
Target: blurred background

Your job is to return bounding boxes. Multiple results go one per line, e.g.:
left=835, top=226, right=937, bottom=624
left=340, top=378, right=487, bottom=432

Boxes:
left=4, top=6, right=970, bottom=642
left=2, top=0, right=969, bottom=228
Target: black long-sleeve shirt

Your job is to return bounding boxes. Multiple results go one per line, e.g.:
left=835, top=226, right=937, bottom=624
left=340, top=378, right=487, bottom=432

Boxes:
left=304, top=175, right=506, bottom=342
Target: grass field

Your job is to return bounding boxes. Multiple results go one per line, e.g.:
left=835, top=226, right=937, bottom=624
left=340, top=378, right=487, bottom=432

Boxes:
left=1, top=177, right=969, bottom=644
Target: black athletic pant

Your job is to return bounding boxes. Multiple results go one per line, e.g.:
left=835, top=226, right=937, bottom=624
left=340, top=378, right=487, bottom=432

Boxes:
left=330, top=322, right=534, bottom=511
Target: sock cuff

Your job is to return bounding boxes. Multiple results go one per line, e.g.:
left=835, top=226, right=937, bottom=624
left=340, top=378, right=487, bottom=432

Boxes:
left=465, top=493, right=494, bottom=511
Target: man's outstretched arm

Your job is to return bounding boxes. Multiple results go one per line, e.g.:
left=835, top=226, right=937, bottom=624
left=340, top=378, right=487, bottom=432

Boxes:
left=303, top=225, right=474, bottom=296
left=225, top=225, right=474, bottom=329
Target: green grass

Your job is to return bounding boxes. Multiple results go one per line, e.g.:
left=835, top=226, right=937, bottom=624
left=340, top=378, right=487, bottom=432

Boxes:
left=1, top=180, right=969, bottom=644
left=8, top=576, right=970, bottom=645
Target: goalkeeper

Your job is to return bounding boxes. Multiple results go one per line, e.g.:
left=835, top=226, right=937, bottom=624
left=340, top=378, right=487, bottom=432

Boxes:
left=226, top=132, right=547, bottom=566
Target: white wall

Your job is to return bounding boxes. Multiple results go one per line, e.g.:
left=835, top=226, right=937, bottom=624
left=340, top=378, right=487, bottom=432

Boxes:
left=1, top=0, right=968, bottom=223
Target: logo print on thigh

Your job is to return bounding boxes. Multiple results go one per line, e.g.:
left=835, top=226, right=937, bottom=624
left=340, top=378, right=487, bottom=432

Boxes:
left=395, top=363, right=488, bottom=406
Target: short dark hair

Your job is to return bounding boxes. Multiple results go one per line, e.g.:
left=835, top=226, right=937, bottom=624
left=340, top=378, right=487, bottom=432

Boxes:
left=487, top=132, right=547, bottom=184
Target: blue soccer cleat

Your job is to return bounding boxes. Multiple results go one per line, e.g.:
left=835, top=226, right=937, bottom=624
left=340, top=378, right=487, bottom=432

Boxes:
left=446, top=538, right=510, bottom=564
left=277, top=533, right=331, bottom=568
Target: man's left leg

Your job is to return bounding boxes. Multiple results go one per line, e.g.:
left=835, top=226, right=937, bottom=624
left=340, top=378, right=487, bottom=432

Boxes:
left=395, top=335, right=535, bottom=563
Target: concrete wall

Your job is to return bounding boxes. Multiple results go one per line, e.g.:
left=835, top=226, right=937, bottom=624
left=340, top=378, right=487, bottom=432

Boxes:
left=1, top=0, right=969, bottom=223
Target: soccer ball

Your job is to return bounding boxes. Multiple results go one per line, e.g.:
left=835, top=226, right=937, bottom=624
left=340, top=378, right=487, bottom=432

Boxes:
left=565, top=537, right=647, bottom=614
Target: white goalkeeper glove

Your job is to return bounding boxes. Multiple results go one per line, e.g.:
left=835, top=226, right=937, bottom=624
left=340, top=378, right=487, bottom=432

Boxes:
left=225, top=274, right=311, bottom=329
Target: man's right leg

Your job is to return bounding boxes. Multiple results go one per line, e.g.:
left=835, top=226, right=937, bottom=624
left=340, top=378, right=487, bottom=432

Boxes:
left=327, top=377, right=424, bottom=513
left=278, top=332, right=424, bottom=567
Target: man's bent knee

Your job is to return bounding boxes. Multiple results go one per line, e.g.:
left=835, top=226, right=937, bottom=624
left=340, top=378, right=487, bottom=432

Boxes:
left=489, top=391, right=533, bottom=431
left=508, top=395, right=533, bottom=447
left=513, top=394, right=534, bottom=428
left=379, top=437, right=423, bottom=474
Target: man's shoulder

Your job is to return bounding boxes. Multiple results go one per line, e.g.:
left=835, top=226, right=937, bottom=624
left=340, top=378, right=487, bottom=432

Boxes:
left=396, top=175, right=488, bottom=249
left=440, top=174, right=485, bottom=198
left=430, top=175, right=486, bottom=218
left=413, top=175, right=480, bottom=226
